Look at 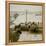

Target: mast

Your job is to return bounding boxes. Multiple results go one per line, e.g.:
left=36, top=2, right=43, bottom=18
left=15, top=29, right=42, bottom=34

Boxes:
left=25, top=10, right=27, bottom=28
left=26, top=10, right=27, bottom=24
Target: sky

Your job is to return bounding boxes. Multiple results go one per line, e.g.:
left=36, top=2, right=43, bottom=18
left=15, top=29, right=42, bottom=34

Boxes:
left=10, top=4, right=42, bottom=25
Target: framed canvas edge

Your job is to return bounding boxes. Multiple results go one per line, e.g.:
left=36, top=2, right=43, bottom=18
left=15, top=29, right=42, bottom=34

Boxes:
left=5, top=1, right=45, bottom=45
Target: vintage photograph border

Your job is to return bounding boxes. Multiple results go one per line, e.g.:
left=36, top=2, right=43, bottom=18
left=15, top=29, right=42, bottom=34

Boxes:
left=6, top=1, right=45, bottom=45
